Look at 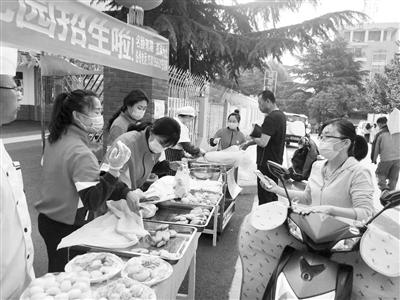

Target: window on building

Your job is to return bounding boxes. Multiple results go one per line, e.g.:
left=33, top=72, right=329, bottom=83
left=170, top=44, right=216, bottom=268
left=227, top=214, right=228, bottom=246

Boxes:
left=352, top=31, right=365, bottom=42
left=368, top=30, right=381, bottom=41
left=383, top=30, right=389, bottom=41
left=372, top=50, right=387, bottom=62
left=344, top=31, right=351, bottom=41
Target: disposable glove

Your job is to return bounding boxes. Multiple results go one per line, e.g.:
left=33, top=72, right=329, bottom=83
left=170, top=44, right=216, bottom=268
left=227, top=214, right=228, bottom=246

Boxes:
left=108, top=141, right=131, bottom=171
left=126, top=189, right=145, bottom=214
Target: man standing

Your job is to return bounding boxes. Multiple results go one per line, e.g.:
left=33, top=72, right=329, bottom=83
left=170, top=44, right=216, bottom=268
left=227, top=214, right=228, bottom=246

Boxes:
left=0, top=47, right=34, bottom=299
left=371, top=116, right=400, bottom=192
left=242, top=90, right=286, bottom=204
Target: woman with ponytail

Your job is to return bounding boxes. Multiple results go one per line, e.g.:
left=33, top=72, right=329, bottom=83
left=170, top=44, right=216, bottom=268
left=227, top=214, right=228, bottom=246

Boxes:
left=107, top=89, right=149, bottom=146
left=210, top=109, right=246, bottom=150
left=238, top=118, right=394, bottom=300
left=35, top=89, right=144, bottom=272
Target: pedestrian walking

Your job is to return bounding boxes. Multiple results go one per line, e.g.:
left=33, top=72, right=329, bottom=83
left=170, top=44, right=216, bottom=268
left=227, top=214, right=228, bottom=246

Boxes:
left=0, top=56, right=35, bottom=298
left=241, top=89, right=286, bottom=204
left=371, top=117, right=400, bottom=192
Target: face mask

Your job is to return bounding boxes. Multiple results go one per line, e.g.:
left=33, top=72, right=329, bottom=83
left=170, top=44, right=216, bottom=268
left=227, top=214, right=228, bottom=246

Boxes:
left=130, top=107, right=146, bottom=120
left=318, top=140, right=343, bottom=160
left=149, top=138, right=164, bottom=153
left=76, top=112, right=104, bottom=133
left=228, top=122, right=238, bottom=130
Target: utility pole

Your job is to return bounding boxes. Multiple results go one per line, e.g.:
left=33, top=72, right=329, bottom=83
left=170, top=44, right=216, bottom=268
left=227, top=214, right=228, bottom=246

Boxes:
left=188, top=49, right=192, bottom=73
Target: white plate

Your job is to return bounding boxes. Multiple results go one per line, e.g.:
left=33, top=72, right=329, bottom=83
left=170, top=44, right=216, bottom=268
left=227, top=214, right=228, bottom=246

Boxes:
left=20, top=272, right=92, bottom=300
left=65, top=252, right=123, bottom=283
left=251, top=201, right=288, bottom=230
left=121, top=256, right=173, bottom=286
left=94, top=277, right=156, bottom=300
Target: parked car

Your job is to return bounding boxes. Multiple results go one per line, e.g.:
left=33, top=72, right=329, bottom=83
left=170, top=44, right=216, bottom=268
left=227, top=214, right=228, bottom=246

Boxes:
left=284, top=112, right=309, bottom=145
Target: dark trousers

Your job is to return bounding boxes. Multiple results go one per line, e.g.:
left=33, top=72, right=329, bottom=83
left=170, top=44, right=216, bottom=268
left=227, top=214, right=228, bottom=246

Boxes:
left=38, top=213, right=84, bottom=272
left=257, top=165, right=278, bottom=205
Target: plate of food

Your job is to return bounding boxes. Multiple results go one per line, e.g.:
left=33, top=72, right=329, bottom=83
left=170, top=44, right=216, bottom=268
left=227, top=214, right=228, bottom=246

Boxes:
left=20, top=271, right=92, bottom=300
left=65, top=252, right=123, bottom=283
left=94, top=277, right=156, bottom=300
left=121, top=256, right=173, bottom=286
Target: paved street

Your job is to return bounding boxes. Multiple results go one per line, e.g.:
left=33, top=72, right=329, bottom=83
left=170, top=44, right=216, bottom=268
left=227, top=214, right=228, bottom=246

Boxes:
left=3, top=131, right=399, bottom=300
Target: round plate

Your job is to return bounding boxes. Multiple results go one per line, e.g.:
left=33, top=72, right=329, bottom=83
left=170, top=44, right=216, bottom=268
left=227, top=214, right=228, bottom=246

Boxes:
left=20, top=272, right=92, bottom=300
left=95, top=277, right=156, bottom=300
left=121, top=256, right=173, bottom=286
left=250, top=201, right=288, bottom=230
left=65, top=252, right=123, bottom=283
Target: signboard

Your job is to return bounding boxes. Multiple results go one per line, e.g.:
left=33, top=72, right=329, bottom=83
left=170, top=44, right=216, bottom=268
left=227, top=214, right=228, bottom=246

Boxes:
left=0, top=0, right=169, bottom=80
left=153, top=99, right=166, bottom=119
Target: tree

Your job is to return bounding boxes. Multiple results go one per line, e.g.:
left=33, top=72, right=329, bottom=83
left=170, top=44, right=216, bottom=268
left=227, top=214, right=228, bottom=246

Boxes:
left=366, top=58, right=400, bottom=113
left=215, top=60, right=290, bottom=95
left=292, top=37, right=368, bottom=93
left=306, top=84, right=364, bottom=123
left=94, top=0, right=366, bottom=80
left=285, top=37, right=368, bottom=121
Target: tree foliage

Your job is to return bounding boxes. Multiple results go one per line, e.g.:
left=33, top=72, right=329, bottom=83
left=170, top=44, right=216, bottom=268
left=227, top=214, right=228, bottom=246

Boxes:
left=94, top=0, right=366, bottom=80
left=306, top=84, right=364, bottom=123
left=366, top=58, right=400, bottom=113
left=282, top=38, right=368, bottom=122
left=292, top=38, right=368, bottom=93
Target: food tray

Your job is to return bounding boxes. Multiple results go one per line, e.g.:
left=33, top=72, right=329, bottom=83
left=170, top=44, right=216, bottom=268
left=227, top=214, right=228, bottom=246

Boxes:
left=169, top=191, right=223, bottom=207
left=70, top=221, right=197, bottom=264
left=148, top=202, right=216, bottom=232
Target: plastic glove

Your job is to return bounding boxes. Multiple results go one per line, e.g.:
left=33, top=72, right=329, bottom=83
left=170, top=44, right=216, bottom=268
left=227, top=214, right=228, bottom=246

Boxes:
left=108, top=141, right=131, bottom=171
left=126, top=189, right=145, bottom=214
left=213, top=137, right=221, bottom=144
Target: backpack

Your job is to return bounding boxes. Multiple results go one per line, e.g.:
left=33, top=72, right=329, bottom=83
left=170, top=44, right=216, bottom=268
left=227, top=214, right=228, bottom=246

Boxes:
left=288, top=137, right=318, bottom=181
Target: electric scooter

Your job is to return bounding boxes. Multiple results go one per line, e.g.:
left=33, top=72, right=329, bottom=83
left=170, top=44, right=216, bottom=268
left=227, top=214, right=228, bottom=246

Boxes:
left=260, top=160, right=400, bottom=300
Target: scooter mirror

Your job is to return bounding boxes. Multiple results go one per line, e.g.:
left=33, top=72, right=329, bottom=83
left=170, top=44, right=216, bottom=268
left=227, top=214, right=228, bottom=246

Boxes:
left=380, top=190, right=400, bottom=208
left=267, top=160, right=290, bottom=178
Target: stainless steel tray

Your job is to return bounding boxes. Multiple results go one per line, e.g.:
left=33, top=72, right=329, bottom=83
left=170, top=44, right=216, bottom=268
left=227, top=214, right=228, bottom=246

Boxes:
left=146, top=202, right=216, bottom=232
left=70, top=221, right=197, bottom=264
left=167, top=191, right=223, bottom=207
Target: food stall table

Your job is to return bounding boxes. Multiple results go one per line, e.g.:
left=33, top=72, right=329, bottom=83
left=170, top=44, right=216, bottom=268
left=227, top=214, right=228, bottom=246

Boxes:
left=201, top=198, right=220, bottom=246
left=68, top=232, right=201, bottom=300
left=154, top=232, right=200, bottom=300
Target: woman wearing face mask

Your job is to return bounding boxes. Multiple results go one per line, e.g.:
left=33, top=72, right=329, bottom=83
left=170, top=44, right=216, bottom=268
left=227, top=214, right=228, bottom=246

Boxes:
left=209, top=110, right=246, bottom=150
left=102, top=117, right=181, bottom=189
left=35, top=90, right=144, bottom=272
left=107, top=89, right=149, bottom=146
left=237, top=119, right=399, bottom=300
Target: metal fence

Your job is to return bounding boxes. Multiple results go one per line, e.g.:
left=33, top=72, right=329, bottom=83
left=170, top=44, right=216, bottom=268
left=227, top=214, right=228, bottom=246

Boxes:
left=167, top=66, right=208, bottom=143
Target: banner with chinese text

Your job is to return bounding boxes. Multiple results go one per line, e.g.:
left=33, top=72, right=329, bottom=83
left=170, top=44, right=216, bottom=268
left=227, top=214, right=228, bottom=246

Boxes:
left=0, top=0, right=169, bottom=80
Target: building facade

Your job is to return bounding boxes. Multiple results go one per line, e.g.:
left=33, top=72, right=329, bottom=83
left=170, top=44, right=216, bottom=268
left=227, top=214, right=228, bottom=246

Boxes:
left=341, top=22, right=400, bottom=78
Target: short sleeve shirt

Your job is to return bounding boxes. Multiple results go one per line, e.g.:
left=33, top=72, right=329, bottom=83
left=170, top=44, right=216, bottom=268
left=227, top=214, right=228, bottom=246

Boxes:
left=256, top=110, right=286, bottom=166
